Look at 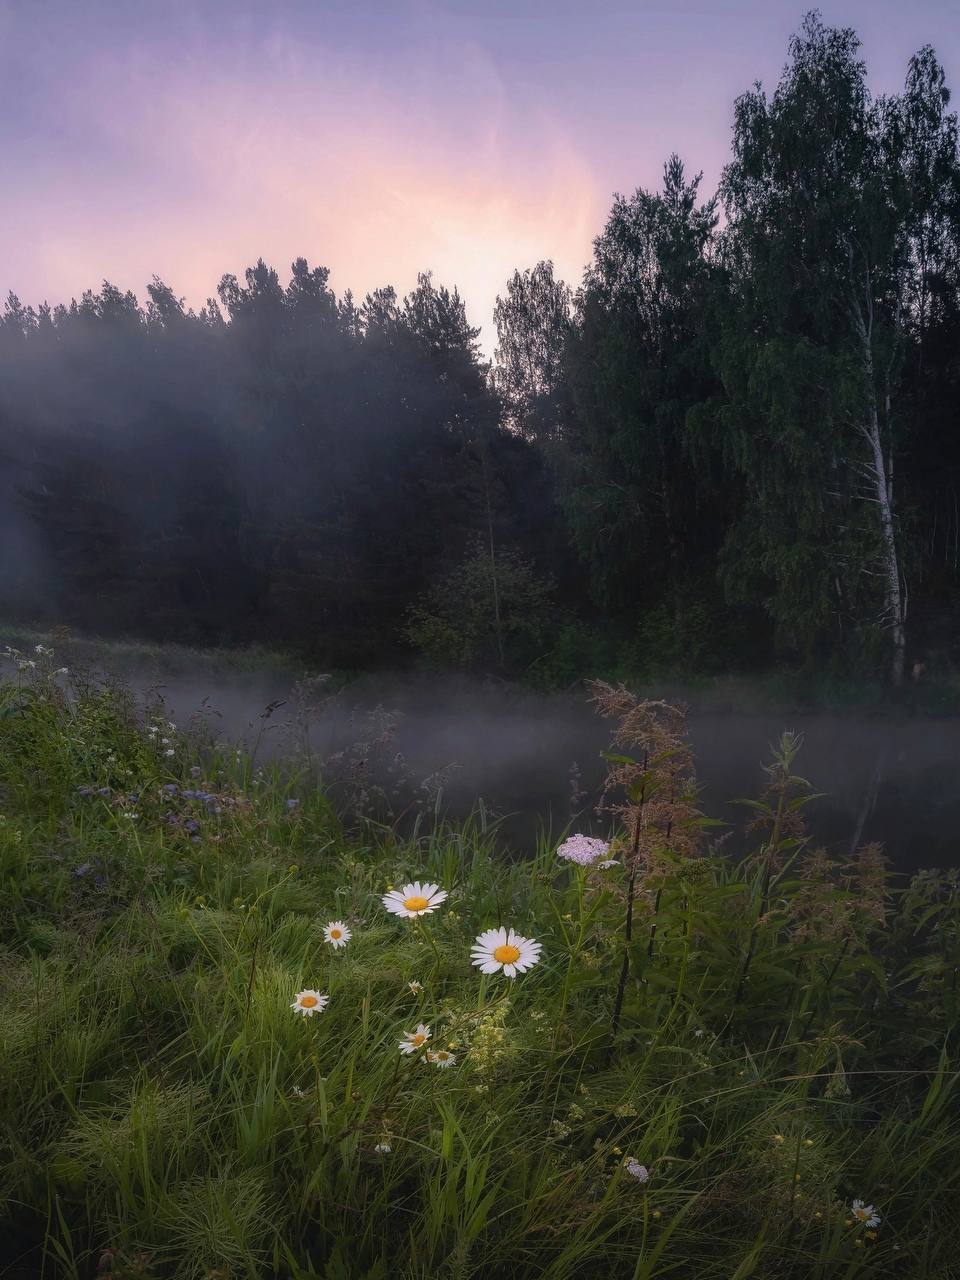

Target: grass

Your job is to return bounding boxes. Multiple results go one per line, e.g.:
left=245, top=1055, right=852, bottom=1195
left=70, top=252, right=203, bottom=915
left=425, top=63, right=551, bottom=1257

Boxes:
left=0, top=646, right=958, bottom=1278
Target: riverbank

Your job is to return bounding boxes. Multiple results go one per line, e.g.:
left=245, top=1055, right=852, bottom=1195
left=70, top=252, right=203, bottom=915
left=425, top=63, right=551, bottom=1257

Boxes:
left=1, top=656, right=958, bottom=1276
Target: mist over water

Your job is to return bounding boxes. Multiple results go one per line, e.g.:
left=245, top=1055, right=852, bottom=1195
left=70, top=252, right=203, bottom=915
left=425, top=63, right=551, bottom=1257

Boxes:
left=56, top=651, right=960, bottom=873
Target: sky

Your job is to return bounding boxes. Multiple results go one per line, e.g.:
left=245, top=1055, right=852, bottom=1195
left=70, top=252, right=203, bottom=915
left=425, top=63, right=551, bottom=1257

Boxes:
left=2, top=0, right=959, bottom=354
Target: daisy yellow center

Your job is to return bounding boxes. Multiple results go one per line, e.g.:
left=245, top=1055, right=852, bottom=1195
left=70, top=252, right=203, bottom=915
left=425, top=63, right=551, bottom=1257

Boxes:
left=412, top=1033, right=427, bottom=1045
left=854, top=1208, right=868, bottom=1220
left=436, top=1051, right=450, bottom=1060
left=300, top=995, right=319, bottom=1008
left=493, top=944, right=521, bottom=964
left=404, top=895, right=429, bottom=911
left=330, top=929, right=342, bottom=938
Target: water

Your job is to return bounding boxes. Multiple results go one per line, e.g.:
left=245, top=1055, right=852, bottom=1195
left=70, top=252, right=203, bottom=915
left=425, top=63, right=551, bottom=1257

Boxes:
left=118, top=668, right=960, bottom=873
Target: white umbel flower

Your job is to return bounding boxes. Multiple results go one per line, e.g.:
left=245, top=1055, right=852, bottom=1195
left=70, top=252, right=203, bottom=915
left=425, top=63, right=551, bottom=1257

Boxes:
left=624, top=1158, right=649, bottom=1182
left=426, top=1049, right=457, bottom=1068
left=291, top=989, right=329, bottom=1017
left=851, top=1199, right=881, bottom=1228
left=373, top=1141, right=392, bottom=1153
left=556, top=834, right=610, bottom=866
left=382, top=882, right=448, bottom=918
left=323, top=920, right=351, bottom=948
left=399, top=1023, right=432, bottom=1054
left=470, top=927, right=542, bottom=978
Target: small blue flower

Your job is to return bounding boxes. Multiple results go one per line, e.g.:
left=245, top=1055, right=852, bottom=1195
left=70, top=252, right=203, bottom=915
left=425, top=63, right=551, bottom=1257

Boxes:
left=162, top=784, right=179, bottom=796
left=286, top=798, right=300, bottom=811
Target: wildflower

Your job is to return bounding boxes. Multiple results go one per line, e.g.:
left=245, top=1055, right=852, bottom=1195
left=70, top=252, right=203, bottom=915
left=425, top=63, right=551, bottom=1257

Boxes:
left=291, top=990, right=329, bottom=1017
left=624, top=1158, right=649, bottom=1183
left=164, top=748, right=175, bottom=758
left=323, top=921, right=351, bottom=948
left=399, top=1024, right=431, bottom=1054
left=771, top=1133, right=785, bottom=1144
left=651, top=1210, right=662, bottom=1220
left=556, top=834, right=610, bottom=866
left=382, top=882, right=448, bottom=918
left=408, top=980, right=423, bottom=993
left=597, top=859, right=619, bottom=868
left=161, top=737, right=170, bottom=745
left=291, top=1085, right=307, bottom=1098
left=470, top=927, right=542, bottom=978
left=426, top=1049, right=456, bottom=1068
left=286, top=798, right=300, bottom=811
left=190, top=766, right=202, bottom=779
left=373, top=1142, right=392, bottom=1154
left=851, top=1200, right=881, bottom=1229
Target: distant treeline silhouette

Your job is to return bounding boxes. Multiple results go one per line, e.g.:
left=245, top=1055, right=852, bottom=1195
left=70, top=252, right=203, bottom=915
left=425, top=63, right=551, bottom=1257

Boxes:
left=3, top=13, right=960, bottom=684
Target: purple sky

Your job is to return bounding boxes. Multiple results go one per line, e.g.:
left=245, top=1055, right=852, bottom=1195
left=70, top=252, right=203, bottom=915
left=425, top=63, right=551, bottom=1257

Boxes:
left=3, top=0, right=958, bottom=352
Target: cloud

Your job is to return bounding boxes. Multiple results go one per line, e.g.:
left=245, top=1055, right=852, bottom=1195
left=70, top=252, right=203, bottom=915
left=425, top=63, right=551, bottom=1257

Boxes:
left=0, top=9, right=601, bottom=351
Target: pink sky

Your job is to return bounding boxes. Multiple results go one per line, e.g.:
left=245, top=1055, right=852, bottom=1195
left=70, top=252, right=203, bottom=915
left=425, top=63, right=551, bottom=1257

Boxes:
left=2, top=0, right=958, bottom=353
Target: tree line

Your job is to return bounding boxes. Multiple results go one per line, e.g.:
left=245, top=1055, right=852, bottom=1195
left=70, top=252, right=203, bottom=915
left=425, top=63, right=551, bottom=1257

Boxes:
left=2, top=13, right=959, bottom=685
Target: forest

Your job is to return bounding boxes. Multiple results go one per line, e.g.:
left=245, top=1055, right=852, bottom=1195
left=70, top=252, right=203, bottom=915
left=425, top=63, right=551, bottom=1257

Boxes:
left=3, top=13, right=960, bottom=688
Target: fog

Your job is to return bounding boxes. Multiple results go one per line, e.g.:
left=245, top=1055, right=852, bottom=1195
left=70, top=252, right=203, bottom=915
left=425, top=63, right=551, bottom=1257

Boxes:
left=56, top=653, right=960, bottom=873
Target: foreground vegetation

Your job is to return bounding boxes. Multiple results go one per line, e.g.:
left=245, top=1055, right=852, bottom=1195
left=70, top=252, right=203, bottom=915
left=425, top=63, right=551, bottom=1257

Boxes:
left=1, top=652, right=959, bottom=1278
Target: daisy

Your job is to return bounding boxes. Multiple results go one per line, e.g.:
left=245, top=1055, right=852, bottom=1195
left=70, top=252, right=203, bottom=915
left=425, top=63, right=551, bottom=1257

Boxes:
left=399, top=1023, right=432, bottom=1054
left=382, top=882, right=448, bottom=918
left=408, top=980, right=423, bottom=993
left=556, top=834, right=610, bottom=866
left=291, top=989, right=329, bottom=1017
left=426, top=1049, right=457, bottom=1068
left=470, top=927, right=542, bottom=978
left=624, top=1158, right=649, bottom=1182
left=323, top=921, right=351, bottom=948
left=851, top=1199, right=881, bottom=1228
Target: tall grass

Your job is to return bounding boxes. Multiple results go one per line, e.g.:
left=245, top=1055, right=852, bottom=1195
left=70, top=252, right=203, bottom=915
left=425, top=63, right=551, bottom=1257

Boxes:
left=0, top=648, right=958, bottom=1278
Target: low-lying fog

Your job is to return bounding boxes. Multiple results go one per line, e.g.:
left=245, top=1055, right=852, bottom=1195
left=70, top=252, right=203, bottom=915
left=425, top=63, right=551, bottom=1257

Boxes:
left=73, top=657, right=959, bottom=874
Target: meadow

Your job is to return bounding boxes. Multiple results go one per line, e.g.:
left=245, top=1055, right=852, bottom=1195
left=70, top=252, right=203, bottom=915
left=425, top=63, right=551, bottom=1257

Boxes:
left=1, top=647, right=958, bottom=1279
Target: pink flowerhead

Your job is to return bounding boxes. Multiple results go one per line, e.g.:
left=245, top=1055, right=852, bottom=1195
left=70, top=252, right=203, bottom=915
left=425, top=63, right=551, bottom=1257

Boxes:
left=556, top=834, right=611, bottom=866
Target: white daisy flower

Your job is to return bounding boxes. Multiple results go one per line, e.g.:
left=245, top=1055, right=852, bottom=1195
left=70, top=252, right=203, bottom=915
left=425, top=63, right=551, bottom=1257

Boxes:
left=470, top=927, right=542, bottom=978
left=373, top=1141, right=392, bottom=1153
left=291, top=989, right=329, bottom=1017
left=624, top=1158, right=649, bottom=1182
left=164, top=748, right=175, bottom=757
left=382, top=882, right=448, bottom=918
left=851, top=1199, right=881, bottom=1228
left=408, top=980, right=423, bottom=993
left=426, top=1049, right=457, bottom=1068
left=399, top=1023, right=432, bottom=1054
left=323, top=920, right=351, bottom=948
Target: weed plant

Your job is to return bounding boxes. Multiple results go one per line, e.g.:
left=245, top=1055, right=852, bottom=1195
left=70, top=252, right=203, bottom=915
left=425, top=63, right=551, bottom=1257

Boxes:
left=0, top=649, right=958, bottom=1278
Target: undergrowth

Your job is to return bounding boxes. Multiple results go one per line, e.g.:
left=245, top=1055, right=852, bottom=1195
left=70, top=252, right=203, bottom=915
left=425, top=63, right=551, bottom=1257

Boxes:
left=0, top=647, right=958, bottom=1278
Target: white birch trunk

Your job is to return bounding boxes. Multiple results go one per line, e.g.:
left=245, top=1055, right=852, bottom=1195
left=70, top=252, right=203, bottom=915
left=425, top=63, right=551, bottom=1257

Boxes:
left=854, top=285, right=906, bottom=687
